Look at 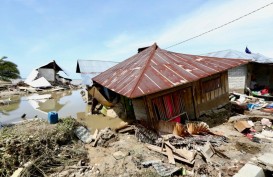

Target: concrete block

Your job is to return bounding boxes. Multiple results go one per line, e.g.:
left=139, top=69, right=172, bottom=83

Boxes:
left=258, top=153, right=273, bottom=167
left=233, top=163, right=265, bottom=177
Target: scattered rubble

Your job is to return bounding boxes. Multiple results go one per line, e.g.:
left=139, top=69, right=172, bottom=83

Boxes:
left=0, top=118, right=88, bottom=177
left=1, top=88, right=273, bottom=176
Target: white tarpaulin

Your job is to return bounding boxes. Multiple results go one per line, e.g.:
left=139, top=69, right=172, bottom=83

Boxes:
left=202, top=49, right=273, bottom=63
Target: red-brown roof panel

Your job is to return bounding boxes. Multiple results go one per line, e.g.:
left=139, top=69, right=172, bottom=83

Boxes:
left=92, top=44, right=248, bottom=98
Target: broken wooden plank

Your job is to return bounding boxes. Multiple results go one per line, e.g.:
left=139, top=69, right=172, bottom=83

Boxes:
left=166, top=145, right=175, bottom=165
left=92, top=132, right=101, bottom=147
left=165, top=140, right=196, bottom=162
left=165, top=141, right=176, bottom=152
left=174, top=148, right=196, bottom=162
left=200, top=142, right=215, bottom=162
left=214, top=148, right=230, bottom=159
left=92, top=129, right=98, bottom=140
left=145, top=144, right=194, bottom=165
left=118, top=126, right=135, bottom=133
left=161, top=138, right=165, bottom=152
left=115, top=122, right=129, bottom=132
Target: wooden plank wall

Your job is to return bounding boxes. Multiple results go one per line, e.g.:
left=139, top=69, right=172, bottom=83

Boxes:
left=197, top=71, right=229, bottom=114
left=133, top=71, right=230, bottom=127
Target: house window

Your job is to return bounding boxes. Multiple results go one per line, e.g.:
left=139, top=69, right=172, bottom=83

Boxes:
left=152, top=89, right=186, bottom=123
left=202, top=77, right=221, bottom=93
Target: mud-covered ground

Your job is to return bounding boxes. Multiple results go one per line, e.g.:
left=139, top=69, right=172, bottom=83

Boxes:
left=1, top=117, right=272, bottom=177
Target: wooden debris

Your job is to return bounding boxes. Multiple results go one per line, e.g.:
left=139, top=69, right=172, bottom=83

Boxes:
left=174, top=148, right=196, bottom=162
left=214, top=148, right=230, bottom=159
left=165, top=141, right=176, bottom=152
left=200, top=142, right=215, bottom=162
left=156, top=120, right=188, bottom=137
left=92, top=129, right=99, bottom=140
left=187, top=122, right=210, bottom=135
left=146, top=143, right=194, bottom=165
left=118, top=126, right=135, bottom=133
left=115, top=122, right=129, bottom=132
left=92, top=132, right=101, bottom=147
left=166, top=145, right=175, bottom=165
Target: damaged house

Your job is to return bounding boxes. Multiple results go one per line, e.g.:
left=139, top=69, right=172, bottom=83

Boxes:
left=76, top=60, right=119, bottom=86
left=25, top=60, right=71, bottom=88
left=92, top=44, right=248, bottom=127
left=203, top=49, right=273, bottom=95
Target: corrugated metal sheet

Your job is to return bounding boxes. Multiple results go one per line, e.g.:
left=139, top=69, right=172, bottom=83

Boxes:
left=93, top=44, right=249, bottom=98
left=76, top=60, right=119, bottom=85
left=202, top=49, right=273, bottom=63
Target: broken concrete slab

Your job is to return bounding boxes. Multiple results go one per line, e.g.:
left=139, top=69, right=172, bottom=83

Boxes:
left=233, top=163, right=265, bottom=177
left=258, top=153, right=273, bottom=167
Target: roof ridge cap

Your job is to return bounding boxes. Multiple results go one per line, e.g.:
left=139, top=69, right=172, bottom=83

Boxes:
left=129, top=44, right=158, bottom=98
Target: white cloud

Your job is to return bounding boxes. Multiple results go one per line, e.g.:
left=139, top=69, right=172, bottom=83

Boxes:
left=98, top=0, right=273, bottom=60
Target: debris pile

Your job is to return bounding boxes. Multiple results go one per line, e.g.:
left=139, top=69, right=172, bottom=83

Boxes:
left=232, top=117, right=273, bottom=143
left=74, top=126, right=119, bottom=148
left=116, top=121, right=234, bottom=176
left=0, top=118, right=89, bottom=177
left=230, top=92, right=273, bottom=112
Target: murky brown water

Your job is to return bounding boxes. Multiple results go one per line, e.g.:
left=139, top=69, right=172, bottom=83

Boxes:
left=0, top=89, right=127, bottom=131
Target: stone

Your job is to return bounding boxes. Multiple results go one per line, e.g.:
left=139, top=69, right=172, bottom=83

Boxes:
left=233, top=163, right=265, bottom=177
left=112, top=151, right=128, bottom=160
left=74, top=126, right=93, bottom=143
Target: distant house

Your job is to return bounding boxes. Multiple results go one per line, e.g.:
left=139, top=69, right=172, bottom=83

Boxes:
left=76, top=60, right=119, bottom=86
left=202, top=49, right=273, bottom=93
left=25, top=60, right=70, bottom=88
left=92, top=44, right=248, bottom=127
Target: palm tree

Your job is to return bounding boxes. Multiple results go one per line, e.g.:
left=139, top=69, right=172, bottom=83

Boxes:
left=0, top=56, right=20, bottom=81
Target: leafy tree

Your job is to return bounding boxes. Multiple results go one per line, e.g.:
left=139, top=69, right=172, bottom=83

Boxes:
left=0, top=56, right=20, bottom=81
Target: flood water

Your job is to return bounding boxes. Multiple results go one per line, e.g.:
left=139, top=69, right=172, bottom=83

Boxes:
left=0, top=90, right=86, bottom=124
left=0, top=89, right=128, bottom=132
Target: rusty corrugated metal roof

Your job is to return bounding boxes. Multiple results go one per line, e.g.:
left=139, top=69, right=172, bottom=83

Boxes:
left=92, top=43, right=249, bottom=98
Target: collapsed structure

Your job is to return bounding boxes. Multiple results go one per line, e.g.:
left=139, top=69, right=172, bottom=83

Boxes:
left=91, top=44, right=248, bottom=127
left=25, top=60, right=71, bottom=88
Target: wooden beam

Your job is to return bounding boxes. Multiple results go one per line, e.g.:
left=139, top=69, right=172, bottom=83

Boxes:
left=145, top=144, right=194, bottom=165
left=166, top=146, right=175, bottom=165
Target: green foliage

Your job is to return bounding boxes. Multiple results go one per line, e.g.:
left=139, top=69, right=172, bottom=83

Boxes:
left=0, top=56, right=20, bottom=81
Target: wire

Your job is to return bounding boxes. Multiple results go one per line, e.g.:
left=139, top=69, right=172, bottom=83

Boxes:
left=165, top=1, right=273, bottom=49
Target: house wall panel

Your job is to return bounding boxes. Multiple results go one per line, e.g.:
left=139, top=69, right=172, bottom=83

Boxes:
left=38, top=68, right=55, bottom=82
left=132, top=98, right=148, bottom=121
left=228, top=65, right=247, bottom=93
left=198, top=72, right=229, bottom=114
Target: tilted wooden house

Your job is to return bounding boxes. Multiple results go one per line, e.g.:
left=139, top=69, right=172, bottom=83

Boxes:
left=92, top=44, right=248, bottom=127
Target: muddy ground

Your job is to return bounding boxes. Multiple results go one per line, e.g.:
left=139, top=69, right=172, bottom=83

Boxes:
left=1, top=116, right=272, bottom=177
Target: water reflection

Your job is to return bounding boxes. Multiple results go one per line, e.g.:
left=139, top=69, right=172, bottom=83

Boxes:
left=0, top=90, right=86, bottom=124
left=0, top=89, right=130, bottom=131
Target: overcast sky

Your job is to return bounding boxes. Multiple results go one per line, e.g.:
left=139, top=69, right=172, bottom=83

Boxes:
left=1, top=0, right=273, bottom=79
